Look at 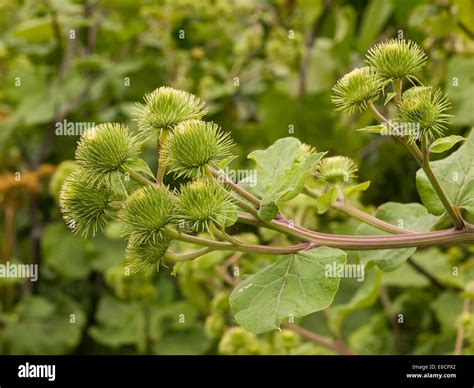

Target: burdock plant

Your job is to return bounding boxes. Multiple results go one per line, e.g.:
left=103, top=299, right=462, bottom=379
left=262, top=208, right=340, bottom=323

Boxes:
left=60, top=41, right=474, bottom=350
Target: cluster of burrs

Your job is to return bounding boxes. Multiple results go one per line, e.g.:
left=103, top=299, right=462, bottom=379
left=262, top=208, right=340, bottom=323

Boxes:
left=331, top=38, right=451, bottom=141
left=60, top=86, right=360, bottom=274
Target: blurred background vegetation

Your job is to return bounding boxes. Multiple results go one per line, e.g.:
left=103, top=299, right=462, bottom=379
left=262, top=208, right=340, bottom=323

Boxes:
left=0, top=0, right=473, bottom=355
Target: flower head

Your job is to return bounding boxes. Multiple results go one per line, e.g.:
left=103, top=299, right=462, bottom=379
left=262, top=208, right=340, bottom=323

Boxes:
left=314, top=156, right=358, bottom=184
left=163, top=120, right=234, bottom=178
left=175, top=179, right=237, bottom=233
left=397, top=86, right=451, bottom=139
left=75, top=123, right=140, bottom=186
left=125, top=238, right=171, bottom=275
left=365, top=38, right=427, bottom=81
left=331, top=67, right=383, bottom=114
left=133, top=87, right=207, bottom=139
left=59, top=170, right=118, bottom=237
left=120, top=185, right=175, bottom=244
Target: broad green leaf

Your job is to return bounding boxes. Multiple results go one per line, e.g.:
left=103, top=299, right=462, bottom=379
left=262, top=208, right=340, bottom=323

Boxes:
left=357, top=202, right=439, bottom=271
left=343, top=181, right=371, bottom=196
left=417, top=129, right=474, bottom=216
left=229, top=247, right=347, bottom=334
left=240, top=137, right=324, bottom=221
left=239, top=137, right=301, bottom=197
left=329, top=269, right=382, bottom=335
left=355, top=125, right=384, bottom=134
left=430, top=135, right=465, bottom=153
left=316, top=186, right=338, bottom=214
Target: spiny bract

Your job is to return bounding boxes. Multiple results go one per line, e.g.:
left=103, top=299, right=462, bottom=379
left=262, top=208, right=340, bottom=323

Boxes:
left=75, top=123, right=140, bottom=186
left=331, top=67, right=383, bottom=114
left=175, top=179, right=237, bottom=233
left=315, top=156, right=358, bottom=184
left=133, top=86, right=207, bottom=139
left=125, top=238, right=172, bottom=275
left=120, top=185, right=175, bottom=245
left=163, top=120, right=234, bottom=177
left=397, top=86, right=451, bottom=139
left=365, top=38, right=427, bottom=81
left=59, top=170, right=118, bottom=237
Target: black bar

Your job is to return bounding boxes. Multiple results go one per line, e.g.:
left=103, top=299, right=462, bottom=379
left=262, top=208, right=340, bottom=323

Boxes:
left=0, top=355, right=471, bottom=387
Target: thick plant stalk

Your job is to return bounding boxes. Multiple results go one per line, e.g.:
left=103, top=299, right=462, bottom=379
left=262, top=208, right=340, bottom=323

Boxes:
left=163, top=226, right=315, bottom=254
left=236, top=212, right=474, bottom=250
left=147, top=162, right=474, bottom=252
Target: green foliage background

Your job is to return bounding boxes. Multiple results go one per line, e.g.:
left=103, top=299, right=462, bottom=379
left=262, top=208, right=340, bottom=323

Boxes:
left=0, top=0, right=473, bottom=355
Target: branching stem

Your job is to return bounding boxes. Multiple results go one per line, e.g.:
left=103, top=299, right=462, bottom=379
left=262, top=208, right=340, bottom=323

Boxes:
left=210, top=167, right=261, bottom=207
left=367, top=100, right=465, bottom=229
left=165, top=247, right=213, bottom=262
left=236, top=212, right=474, bottom=250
